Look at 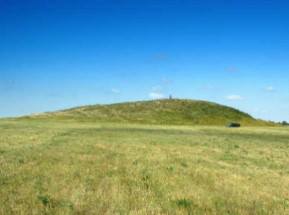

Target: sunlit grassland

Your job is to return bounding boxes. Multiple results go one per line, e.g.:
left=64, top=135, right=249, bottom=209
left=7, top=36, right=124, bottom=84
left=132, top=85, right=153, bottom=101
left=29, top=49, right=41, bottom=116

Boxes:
left=0, top=120, right=288, bottom=214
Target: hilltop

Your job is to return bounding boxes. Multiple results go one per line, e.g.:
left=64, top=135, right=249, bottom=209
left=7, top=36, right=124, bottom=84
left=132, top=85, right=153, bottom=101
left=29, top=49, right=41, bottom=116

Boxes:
left=19, top=99, right=275, bottom=126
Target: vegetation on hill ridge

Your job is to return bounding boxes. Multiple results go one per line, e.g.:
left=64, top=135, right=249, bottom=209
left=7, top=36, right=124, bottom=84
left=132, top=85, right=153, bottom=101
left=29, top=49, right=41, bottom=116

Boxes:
left=20, top=99, right=275, bottom=126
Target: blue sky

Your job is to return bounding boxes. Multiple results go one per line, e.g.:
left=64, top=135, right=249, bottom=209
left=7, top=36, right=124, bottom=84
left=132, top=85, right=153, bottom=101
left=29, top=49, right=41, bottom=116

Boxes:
left=1, top=0, right=289, bottom=122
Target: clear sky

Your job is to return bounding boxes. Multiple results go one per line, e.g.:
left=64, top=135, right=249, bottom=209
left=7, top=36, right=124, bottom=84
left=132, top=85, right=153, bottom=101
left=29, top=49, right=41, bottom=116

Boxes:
left=1, top=0, right=289, bottom=122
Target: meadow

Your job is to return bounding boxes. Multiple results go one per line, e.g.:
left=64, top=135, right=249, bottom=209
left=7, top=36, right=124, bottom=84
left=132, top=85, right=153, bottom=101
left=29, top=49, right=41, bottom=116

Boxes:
left=0, top=120, right=288, bottom=214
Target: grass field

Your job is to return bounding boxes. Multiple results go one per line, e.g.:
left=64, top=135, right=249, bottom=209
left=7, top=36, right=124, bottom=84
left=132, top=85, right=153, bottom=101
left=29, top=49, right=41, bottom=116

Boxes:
left=0, top=120, right=288, bottom=214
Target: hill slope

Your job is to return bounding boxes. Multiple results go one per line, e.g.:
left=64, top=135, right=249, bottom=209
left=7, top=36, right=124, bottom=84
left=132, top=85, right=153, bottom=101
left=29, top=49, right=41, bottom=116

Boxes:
left=22, top=99, right=274, bottom=126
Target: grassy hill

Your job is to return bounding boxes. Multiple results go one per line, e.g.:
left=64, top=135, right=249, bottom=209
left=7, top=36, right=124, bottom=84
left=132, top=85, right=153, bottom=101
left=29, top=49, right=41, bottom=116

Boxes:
left=21, top=99, right=274, bottom=126
left=1, top=100, right=287, bottom=214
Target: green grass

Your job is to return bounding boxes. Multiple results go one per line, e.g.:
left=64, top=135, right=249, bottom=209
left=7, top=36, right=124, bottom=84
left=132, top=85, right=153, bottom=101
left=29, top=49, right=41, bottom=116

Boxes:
left=0, top=120, right=288, bottom=214
left=18, top=99, right=276, bottom=126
